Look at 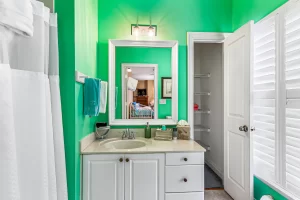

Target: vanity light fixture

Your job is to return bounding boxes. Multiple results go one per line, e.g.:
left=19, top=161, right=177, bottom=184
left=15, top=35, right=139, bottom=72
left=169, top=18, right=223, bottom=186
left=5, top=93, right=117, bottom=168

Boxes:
left=131, top=24, right=157, bottom=37
left=132, top=25, right=139, bottom=37
left=127, top=68, right=132, bottom=72
left=148, top=26, right=155, bottom=37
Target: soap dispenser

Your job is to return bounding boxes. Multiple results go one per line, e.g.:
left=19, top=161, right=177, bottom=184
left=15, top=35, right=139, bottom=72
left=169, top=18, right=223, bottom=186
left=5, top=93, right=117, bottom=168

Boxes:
left=145, top=122, right=151, bottom=138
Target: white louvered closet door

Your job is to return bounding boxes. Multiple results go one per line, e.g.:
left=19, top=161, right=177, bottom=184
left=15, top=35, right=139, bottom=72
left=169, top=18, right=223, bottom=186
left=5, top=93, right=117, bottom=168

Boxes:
left=284, top=3, right=300, bottom=197
left=253, top=16, right=277, bottom=183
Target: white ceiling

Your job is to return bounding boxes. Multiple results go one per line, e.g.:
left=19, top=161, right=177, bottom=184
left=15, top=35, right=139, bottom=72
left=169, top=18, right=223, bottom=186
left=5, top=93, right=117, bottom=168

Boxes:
left=130, top=67, right=155, bottom=80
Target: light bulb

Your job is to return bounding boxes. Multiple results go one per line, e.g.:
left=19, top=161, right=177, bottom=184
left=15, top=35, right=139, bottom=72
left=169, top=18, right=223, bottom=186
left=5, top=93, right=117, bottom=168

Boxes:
left=148, top=26, right=154, bottom=37
left=127, top=68, right=132, bottom=72
left=133, top=26, right=139, bottom=37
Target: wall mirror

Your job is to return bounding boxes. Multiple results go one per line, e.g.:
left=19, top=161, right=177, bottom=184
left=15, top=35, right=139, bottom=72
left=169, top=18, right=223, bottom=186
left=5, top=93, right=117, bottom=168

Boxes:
left=109, top=40, right=178, bottom=125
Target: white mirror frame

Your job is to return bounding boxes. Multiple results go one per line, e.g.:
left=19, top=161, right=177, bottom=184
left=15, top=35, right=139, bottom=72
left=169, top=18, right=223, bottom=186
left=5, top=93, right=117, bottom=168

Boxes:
left=109, top=40, right=178, bottom=125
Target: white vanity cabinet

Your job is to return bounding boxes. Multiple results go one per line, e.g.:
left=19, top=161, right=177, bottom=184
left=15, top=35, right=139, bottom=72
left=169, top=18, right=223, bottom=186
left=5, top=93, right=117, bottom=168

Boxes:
left=82, top=154, right=125, bottom=200
left=125, top=154, right=165, bottom=200
left=83, top=153, right=165, bottom=200
left=82, top=152, right=204, bottom=200
left=165, top=152, right=204, bottom=200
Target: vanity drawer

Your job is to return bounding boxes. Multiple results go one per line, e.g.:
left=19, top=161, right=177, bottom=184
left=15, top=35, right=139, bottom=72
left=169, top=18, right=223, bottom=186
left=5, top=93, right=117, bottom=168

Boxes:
left=165, top=165, right=204, bottom=192
left=166, top=192, right=204, bottom=200
left=166, top=152, right=204, bottom=166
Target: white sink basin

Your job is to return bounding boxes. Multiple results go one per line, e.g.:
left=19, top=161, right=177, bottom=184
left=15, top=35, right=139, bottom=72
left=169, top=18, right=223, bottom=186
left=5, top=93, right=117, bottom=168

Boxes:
left=103, top=139, right=147, bottom=150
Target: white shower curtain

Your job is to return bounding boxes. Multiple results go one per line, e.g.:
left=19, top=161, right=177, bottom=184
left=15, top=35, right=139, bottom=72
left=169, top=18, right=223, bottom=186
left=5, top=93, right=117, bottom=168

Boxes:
left=0, top=1, right=68, bottom=200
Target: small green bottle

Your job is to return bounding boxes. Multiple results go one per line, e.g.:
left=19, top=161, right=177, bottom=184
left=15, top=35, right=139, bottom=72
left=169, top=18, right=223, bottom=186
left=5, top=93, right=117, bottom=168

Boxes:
left=145, top=122, right=151, bottom=138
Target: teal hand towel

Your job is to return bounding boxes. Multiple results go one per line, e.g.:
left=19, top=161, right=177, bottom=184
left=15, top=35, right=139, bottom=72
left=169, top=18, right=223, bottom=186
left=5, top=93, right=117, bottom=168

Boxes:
left=84, top=78, right=101, bottom=116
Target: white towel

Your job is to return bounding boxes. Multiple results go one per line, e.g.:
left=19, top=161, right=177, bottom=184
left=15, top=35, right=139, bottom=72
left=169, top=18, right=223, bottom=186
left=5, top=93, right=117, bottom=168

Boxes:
left=127, top=77, right=138, bottom=91
left=0, top=0, right=33, bottom=36
left=99, top=81, right=108, bottom=113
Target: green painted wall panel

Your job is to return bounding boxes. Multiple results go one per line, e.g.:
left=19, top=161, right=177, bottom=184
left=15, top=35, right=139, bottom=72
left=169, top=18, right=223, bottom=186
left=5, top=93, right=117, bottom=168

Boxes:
left=254, top=177, right=288, bottom=200
left=56, top=0, right=99, bottom=199
left=98, top=0, right=233, bottom=124
left=115, top=47, right=172, bottom=119
left=55, top=0, right=76, bottom=199
left=74, top=0, right=99, bottom=199
left=232, top=0, right=287, bottom=31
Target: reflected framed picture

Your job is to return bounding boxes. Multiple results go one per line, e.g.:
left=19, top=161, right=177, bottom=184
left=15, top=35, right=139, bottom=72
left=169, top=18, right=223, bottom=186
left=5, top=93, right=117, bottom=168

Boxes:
left=161, top=77, right=172, bottom=99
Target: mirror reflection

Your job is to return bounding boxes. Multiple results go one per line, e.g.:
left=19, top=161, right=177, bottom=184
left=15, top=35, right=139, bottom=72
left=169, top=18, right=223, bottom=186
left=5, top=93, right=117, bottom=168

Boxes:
left=115, top=47, right=172, bottom=120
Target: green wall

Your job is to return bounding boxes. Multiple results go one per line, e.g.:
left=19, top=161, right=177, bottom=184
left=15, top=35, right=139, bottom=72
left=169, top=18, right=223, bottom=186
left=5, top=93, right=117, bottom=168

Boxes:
left=115, top=47, right=172, bottom=119
left=74, top=0, right=99, bottom=199
left=232, top=0, right=287, bottom=31
left=56, top=0, right=99, bottom=200
left=231, top=0, right=288, bottom=199
left=55, top=0, right=76, bottom=199
left=254, top=177, right=288, bottom=200
left=98, top=0, right=233, bottom=124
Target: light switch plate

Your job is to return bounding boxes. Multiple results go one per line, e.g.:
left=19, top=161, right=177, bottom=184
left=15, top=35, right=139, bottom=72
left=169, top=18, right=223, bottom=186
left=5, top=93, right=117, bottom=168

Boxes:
left=159, top=99, right=166, bottom=104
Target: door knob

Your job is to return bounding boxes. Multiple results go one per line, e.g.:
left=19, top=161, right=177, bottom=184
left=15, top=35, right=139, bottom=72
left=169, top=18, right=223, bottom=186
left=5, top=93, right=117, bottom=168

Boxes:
left=239, top=125, right=248, bottom=132
left=119, top=158, right=123, bottom=162
left=183, top=178, right=188, bottom=182
left=184, top=158, right=188, bottom=162
left=126, top=158, right=129, bottom=162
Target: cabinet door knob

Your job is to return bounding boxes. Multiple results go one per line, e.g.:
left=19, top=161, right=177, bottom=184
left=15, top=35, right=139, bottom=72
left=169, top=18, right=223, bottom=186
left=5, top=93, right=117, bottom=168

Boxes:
left=183, top=178, right=188, bottom=182
left=184, top=158, right=188, bottom=162
left=119, top=158, right=123, bottom=162
left=126, top=158, right=129, bottom=162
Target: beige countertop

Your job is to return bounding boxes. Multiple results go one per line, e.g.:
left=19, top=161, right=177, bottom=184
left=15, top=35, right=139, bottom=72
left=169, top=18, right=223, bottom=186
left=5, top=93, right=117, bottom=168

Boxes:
left=81, top=137, right=206, bottom=154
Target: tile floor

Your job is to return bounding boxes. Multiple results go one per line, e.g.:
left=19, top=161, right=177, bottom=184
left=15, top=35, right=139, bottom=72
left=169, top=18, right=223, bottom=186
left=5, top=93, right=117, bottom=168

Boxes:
left=205, top=190, right=233, bottom=200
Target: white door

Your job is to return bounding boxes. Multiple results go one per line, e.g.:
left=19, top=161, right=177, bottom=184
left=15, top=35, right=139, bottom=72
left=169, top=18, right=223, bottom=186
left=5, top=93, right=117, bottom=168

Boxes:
left=224, top=21, right=254, bottom=200
left=83, top=154, right=125, bottom=200
left=125, top=154, right=165, bottom=200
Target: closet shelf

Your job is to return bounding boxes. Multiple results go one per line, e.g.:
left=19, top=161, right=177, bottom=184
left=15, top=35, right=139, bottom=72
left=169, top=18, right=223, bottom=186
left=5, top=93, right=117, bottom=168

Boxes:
left=194, top=125, right=211, bottom=132
left=195, top=140, right=211, bottom=151
left=194, top=92, right=211, bottom=96
left=194, top=73, right=211, bottom=78
left=194, top=109, right=211, bottom=114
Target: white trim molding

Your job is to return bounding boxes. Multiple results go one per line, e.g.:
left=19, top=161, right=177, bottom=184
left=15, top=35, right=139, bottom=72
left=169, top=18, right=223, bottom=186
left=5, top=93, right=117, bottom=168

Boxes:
left=187, top=32, right=229, bottom=139
left=109, top=40, right=178, bottom=125
left=121, top=63, right=158, bottom=120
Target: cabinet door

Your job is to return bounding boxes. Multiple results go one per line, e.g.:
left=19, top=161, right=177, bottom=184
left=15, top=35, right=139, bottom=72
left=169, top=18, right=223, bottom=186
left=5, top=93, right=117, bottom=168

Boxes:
left=83, top=154, right=124, bottom=200
left=125, top=154, right=165, bottom=200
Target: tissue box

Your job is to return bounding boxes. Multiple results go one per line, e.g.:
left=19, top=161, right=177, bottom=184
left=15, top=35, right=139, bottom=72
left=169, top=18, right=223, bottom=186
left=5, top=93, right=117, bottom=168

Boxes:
left=177, top=125, right=190, bottom=140
left=154, top=129, right=173, bottom=141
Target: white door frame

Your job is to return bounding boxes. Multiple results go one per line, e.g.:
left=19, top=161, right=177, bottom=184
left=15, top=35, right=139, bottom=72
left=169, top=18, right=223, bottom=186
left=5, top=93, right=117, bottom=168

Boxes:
left=187, top=32, right=230, bottom=140
left=121, top=63, right=158, bottom=119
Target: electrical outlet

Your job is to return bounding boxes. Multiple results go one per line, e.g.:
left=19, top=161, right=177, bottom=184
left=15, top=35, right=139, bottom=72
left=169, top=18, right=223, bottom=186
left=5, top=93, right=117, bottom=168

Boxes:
left=160, top=99, right=166, bottom=104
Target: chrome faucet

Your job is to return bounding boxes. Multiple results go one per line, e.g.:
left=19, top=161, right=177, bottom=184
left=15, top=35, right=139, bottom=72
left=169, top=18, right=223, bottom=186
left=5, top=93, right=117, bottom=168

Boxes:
left=122, top=128, right=135, bottom=140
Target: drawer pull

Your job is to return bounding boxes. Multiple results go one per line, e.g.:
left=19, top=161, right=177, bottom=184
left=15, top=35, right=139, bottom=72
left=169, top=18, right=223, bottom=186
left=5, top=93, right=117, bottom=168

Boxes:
left=184, top=158, right=188, bottom=162
left=119, top=158, right=123, bottom=162
left=183, top=178, right=188, bottom=182
left=126, top=158, right=130, bottom=162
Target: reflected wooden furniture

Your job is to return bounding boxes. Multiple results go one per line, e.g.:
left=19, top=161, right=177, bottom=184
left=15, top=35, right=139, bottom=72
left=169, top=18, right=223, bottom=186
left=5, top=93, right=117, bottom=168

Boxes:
left=135, top=96, right=148, bottom=105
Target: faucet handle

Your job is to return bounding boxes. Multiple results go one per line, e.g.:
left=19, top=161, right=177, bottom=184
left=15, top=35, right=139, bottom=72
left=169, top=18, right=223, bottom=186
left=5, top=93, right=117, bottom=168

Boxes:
left=122, top=130, right=127, bottom=139
left=128, top=131, right=135, bottom=139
